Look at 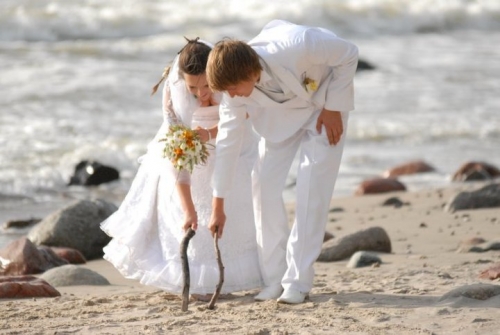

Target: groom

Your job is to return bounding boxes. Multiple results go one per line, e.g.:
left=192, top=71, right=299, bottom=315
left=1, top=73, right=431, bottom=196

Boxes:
left=207, top=20, right=358, bottom=304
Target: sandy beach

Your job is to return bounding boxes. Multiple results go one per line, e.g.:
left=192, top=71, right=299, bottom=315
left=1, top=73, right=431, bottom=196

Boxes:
left=1, top=182, right=499, bottom=335
left=2, top=1, right=500, bottom=334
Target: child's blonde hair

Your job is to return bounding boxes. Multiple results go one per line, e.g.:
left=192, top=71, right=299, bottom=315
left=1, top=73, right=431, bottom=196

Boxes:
left=206, top=39, right=263, bottom=92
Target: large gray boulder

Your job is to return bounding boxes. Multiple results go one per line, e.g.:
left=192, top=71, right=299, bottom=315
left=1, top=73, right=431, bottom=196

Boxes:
left=40, top=265, right=110, bottom=287
left=317, top=226, right=392, bottom=262
left=27, top=199, right=117, bottom=260
left=444, top=183, right=500, bottom=213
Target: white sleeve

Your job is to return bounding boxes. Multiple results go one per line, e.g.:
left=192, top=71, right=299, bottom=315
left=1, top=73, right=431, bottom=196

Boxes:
left=161, top=81, right=181, bottom=125
left=211, top=95, right=248, bottom=198
left=160, top=78, right=191, bottom=185
left=304, top=28, right=359, bottom=112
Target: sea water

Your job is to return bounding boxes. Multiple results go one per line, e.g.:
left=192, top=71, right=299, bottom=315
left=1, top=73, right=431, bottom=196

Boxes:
left=1, top=0, right=500, bottom=248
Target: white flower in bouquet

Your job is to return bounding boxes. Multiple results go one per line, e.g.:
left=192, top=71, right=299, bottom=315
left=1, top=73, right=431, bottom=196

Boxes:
left=159, top=124, right=209, bottom=173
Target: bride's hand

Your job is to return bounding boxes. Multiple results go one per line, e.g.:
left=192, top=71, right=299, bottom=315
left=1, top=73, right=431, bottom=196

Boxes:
left=194, top=126, right=210, bottom=142
left=183, top=210, right=198, bottom=231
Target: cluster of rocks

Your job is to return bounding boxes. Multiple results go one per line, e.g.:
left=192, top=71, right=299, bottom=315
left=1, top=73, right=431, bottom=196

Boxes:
left=2, top=158, right=499, bottom=301
left=318, top=180, right=500, bottom=279
left=0, top=199, right=117, bottom=299
left=354, top=160, right=500, bottom=196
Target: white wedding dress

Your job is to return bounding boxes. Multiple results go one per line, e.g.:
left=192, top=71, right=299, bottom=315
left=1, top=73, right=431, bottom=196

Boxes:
left=101, top=76, right=263, bottom=294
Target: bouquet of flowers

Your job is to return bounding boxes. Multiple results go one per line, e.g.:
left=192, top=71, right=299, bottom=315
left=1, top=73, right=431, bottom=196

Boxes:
left=159, top=124, right=209, bottom=173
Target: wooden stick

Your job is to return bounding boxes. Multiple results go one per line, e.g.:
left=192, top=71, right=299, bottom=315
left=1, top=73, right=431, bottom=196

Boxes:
left=180, top=227, right=196, bottom=312
left=208, top=227, right=225, bottom=310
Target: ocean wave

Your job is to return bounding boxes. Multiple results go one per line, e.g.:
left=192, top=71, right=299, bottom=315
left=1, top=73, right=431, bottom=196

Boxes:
left=1, top=0, right=500, bottom=42
left=347, top=123, right=500, bottom=143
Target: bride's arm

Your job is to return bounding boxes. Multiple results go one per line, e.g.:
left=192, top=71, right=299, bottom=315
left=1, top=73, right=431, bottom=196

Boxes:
left=176, top=183, right=198, bottom=231
left=162, top=81, right=181, bottom=125
left=161, top=79, right=195, bottom=197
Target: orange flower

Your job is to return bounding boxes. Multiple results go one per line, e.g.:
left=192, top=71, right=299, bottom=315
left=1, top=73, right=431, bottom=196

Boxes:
left=174, top=148, right=184, bottom=158
left=183, top=130, right=194, bottom=140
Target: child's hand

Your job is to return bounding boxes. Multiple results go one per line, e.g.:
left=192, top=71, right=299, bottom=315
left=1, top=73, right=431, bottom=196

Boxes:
left=208, top=197, right=225, bottom=238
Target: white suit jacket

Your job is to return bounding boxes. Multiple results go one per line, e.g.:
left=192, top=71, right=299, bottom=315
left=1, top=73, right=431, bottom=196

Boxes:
left=212, top=20, right=359, bottom=197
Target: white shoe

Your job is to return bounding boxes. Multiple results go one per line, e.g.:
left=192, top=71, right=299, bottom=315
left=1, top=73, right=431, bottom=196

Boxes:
left=277, top=288, right=308, bottom=304
left=254, top=284, right=283, bottom=301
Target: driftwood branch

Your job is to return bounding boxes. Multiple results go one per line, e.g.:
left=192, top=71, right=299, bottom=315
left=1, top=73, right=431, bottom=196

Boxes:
left=180, top=227, right=196, bottom=312
left=208, top=228, right=225, bottom=310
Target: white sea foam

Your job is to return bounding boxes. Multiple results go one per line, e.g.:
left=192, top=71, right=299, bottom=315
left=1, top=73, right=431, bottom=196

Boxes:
left=0, top=0, right=499, bottom=215
left=1, top=0, right=500, bottom=42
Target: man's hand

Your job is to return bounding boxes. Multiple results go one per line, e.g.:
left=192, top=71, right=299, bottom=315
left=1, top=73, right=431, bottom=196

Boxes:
left=316, top=109, right=343, bottom=145
left=208, top=197, right=226, bottom=238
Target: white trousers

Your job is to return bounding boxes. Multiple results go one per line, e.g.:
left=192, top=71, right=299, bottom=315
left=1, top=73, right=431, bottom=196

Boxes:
left=252, top=111, right=349, bottom=292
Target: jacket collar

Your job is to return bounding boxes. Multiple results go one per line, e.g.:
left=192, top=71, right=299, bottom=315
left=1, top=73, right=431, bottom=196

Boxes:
left=253, top=45, right=310, bottom=101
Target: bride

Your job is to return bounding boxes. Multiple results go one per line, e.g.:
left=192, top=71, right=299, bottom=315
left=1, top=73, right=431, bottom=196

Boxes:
left=101, top=38, right=263, bottom=297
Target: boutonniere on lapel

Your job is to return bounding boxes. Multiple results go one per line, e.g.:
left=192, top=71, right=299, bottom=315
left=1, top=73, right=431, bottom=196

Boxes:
left=303, top=77, right=318, bottom=92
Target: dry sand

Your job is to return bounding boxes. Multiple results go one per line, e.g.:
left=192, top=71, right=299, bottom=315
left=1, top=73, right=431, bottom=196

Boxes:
left=1, top=183, right=499, bottom=335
